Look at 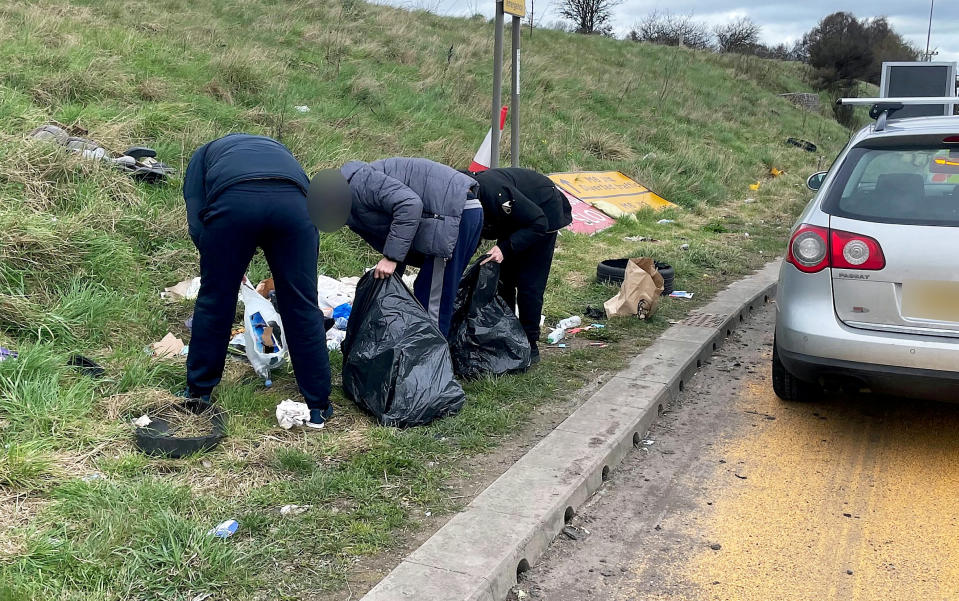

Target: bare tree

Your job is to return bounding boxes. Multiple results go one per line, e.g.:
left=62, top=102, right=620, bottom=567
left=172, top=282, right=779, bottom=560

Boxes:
left=559, top=0, right=623, bottom=36
left=715, top=17, right=762, bottom=54
left=629, top=11, right=712, bottom=50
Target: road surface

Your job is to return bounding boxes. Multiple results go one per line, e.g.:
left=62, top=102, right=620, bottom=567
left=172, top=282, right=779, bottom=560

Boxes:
left=517, top=302, right=959, bottom=601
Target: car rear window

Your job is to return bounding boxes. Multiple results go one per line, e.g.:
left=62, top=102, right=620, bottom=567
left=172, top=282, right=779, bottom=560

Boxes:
left=822, top=145, right=959, bottom=226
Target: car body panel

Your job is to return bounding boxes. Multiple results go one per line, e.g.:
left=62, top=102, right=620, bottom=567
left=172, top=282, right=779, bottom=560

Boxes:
left=775, top=113, right=959, bottom=399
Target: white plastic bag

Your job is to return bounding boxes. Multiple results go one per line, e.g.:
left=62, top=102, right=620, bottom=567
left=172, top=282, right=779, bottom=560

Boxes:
left=275, top=399, right=310, bottom=429
left=239, top=278, right=289, bottom=385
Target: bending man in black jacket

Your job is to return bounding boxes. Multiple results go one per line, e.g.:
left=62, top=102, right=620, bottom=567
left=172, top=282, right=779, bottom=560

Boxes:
left=467, top=167, right=573, bottom=364
left=183, top=134, right=351, bottom=429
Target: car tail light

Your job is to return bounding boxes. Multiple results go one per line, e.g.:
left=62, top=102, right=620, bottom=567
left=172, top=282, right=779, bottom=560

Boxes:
left=787, top=225, right=886, bottom=273
left=787, top=225, right=829, bottom=272
left=831, top=229, right=885, bottom=270
left=943, top=136, right=959, bottom=144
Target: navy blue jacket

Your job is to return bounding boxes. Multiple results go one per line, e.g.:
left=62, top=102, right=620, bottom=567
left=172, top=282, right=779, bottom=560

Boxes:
left=183, top=134, right=310, bottom=245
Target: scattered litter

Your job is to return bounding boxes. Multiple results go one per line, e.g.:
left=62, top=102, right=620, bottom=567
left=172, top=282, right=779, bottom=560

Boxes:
left=744, top=232, right=750, bottom=238
left=326, top=328, right=346, bottom=351
left=256, top=278, right=275, bottom=298
left=584, top=306, right=606, bottom=320
left=424, top=511, right=432, bottom=517
left=749, top=181, right=761, bottom=191
left=332, top=303, right=352, bottom=321
left=184, top=314, right=194, bottom=331
left=275, top=399, right=310, bottom=430
left=317, top=275, right=358, bottom=310
left=680, top=243, right=690, bottom=251
left=669, top=291, right=694, bottom=299
left=557, top=316, right=582, bottom=329
left=562, top=526, right=581, bottom=540
left=558, top=343, right=567, bottom=348
left=240, top=279, right=288, bottom=387
left=744, top=197, right=755, bottom=204
left=151, top=333, right=185, bottom=358
left=162, top=277, right=201, bottom=301
left=517, top=590, right=529, bottom=600
left=642, top=439, right=655, bottom=445
left=0, top=348, right=17, bottom=362
left=590, top=324, right=605, bottom=329
left=29, top=124, right=175, bottom=183
left=770, top=167, right=784, bottom=177
left=710, top=543, right=722, bottom=551
left=604, top=258, right=663, bottom=319
left=280, top=504, right=312, bottom=516
left=68, top=354, right=105, bottom=378
left=334, top=317, right=349, bottom=330
left=657, top=219, right=675, bottom=225
left=293, top=105, right=310, bottom=113
left=132, top=414, right=152, bottom=428
left=547, top=327, right=566, bottom=344
left=208, top=519, right=239, bottom=538
left=624, top=235, right=657, bottom=242
left=202, top=459, right=213, bottom=468
left=588, top=342, right=608, bottom=348
left=566, top=327, right=584, bottom=335
left=81, top=472, right=105, bottom=482
left=192, top=594, right=213, bottom=601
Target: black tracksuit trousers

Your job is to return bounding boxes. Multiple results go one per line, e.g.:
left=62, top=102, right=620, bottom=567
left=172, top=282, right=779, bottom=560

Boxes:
left=186, top=180, right=331, bottom=410
left=498, top=232, right=558, bottom=346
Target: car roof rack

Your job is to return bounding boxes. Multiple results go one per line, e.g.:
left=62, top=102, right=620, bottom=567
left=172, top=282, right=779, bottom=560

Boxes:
left=838, top=96, right=959, bottom=132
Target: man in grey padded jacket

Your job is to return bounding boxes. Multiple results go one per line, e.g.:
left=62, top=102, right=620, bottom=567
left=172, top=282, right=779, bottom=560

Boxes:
left=315, top=158, right=482, bottom=337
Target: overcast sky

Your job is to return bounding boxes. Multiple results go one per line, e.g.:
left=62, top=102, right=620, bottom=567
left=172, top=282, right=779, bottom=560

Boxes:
left=371, top=0, right=959, bottom=62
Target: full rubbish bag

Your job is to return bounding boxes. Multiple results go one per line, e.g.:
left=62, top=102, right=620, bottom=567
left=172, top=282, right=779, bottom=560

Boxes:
left=239, top=278, right=289, bottom=386
left=342, top=272, right=465, bottom=427
left=449, top=260, right=531, bottom=379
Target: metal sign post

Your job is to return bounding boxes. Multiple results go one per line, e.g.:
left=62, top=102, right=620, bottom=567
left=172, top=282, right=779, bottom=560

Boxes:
left=491, top=2, right=505, bottom=169
left=511, top=14, right=521, bottom=167
left=491, top=1, right=525, bottom=169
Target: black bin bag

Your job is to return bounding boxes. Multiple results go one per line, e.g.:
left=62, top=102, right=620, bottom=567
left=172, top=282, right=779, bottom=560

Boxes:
left=449, top=260, right=531, bottom=380
left=342, top=272, right=466, bottom=427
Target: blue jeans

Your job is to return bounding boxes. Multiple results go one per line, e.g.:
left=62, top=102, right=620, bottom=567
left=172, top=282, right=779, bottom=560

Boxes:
left=186, top=181, right=331, bottom=410
left=413, top=207, right=484, bottom=337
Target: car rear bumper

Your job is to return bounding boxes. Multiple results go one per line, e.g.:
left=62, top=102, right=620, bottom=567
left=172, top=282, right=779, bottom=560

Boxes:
left=778, top=346, right=959, bottom=400
left=776, top=263, right=959, bottom=398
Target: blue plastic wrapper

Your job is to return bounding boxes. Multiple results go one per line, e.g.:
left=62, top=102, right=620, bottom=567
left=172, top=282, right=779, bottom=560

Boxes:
left=332, top=303, right=352, bottom=320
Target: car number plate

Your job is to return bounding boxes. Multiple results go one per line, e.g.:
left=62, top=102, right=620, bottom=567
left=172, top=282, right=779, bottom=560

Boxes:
left=902, top=281, right=959, bottom=322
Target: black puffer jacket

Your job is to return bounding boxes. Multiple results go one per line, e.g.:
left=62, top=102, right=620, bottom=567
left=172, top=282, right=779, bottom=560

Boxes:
left=470, top=168, right=573, bottom=255
left=342, top=158, right=478, bottom=263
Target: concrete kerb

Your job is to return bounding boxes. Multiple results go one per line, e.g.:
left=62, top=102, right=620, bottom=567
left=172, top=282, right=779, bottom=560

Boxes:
left=361, top=261, right=781, bottom=601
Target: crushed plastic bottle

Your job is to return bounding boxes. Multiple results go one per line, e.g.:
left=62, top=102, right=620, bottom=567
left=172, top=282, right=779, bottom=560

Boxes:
left=547, top=327, right=566, bottom=344
left=556, top=316, right=582, bottom=330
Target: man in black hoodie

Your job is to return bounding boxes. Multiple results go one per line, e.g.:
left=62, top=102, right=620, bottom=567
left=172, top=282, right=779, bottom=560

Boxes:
left=467, top=167, right=572, bottom=363
left=183, top=134, right=351, bottom=429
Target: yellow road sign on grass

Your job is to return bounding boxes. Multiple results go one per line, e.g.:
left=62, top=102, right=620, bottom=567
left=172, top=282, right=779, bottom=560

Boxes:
left=503, top=0, right=526, bottom=17
left=549, top=171, right=675, bottom=216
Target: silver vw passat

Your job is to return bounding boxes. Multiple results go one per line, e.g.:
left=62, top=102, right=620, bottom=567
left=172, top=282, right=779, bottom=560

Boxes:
left=774, top=109, right=959, bottom=401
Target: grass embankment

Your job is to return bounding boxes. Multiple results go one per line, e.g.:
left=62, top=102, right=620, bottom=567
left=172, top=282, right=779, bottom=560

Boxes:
left=0, top=1, right=852, bottom=599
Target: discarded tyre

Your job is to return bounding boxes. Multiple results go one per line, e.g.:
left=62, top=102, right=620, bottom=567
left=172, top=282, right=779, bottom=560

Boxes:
left=786, top=137, right=817, bottom=153
left=134, top=403, right=227, bottom=458
left=342, top=272, right=466, bottom=427
left=449, top=259, right=531, bottom=380
left=596, top=258, right=674, bottom=296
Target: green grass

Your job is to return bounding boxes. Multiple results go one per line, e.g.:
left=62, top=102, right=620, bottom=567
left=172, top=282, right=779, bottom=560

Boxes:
left=0, top=0, right=855, bottom=598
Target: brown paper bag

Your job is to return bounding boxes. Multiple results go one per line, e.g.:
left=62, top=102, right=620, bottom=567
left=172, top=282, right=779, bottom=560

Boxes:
left=603, top=258, right=665, bottom=319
